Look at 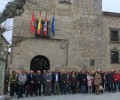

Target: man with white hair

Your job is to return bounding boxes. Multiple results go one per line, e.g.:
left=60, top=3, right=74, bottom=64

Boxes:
left=44, top=70, right=52, bottom=96
left=17, top=70, right=27, bottom=98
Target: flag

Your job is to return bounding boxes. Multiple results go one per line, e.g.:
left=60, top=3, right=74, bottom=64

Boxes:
left=30, top=10, right=35, bottom=33
left=43, top=12, right=48, bottom=36
left=51, top=15, right=54, bottom=36
left=37, top=12, right=42, bottom=35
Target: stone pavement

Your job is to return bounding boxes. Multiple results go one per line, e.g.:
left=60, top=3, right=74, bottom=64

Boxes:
left=11, top=92, right=120, bottom=100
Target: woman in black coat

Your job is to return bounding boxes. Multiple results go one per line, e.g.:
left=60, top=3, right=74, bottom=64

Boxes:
left=70, top=71, right=77, bottom=94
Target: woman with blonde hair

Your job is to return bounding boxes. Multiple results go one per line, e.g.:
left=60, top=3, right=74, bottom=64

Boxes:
left=87, top=71, right=93, bottom=94
left=94, top=71, right=102, bottom=95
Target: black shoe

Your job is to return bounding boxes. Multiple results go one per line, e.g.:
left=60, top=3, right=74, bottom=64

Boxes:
left=26, top=93, right=28, bottom=97
left=39, top=94, right=41, bottom=96
left=30, top=95, right=33, bottom=97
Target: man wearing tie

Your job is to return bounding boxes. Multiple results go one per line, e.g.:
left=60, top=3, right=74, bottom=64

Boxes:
left=53, top=70, right=61, bottom=95
left=44, top=70, right=52, bottom=96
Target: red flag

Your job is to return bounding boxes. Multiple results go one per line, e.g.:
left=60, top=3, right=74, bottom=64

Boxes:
left=43, top=12, right=48, bottom=36
left=30, top=10, right=35, bottom=33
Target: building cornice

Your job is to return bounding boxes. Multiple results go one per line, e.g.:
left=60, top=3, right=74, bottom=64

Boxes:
left=103, top=11, right=120, bottom=17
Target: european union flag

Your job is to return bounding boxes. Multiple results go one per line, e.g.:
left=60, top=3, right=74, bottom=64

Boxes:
left=51, top=15, right=54, bottom=36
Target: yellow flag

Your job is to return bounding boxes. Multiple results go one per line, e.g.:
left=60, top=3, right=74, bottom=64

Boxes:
left=37, top=12, right=42, bottom=34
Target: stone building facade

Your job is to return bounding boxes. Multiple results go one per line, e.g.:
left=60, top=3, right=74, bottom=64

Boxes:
left=10, top=0, right=120, bottom=71
left=0, top=35, right=9, bottom=95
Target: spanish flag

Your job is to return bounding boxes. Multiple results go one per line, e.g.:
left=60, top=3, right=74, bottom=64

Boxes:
left=37, top=12, right=42, bottom=35
left=30, top=10, right=35, bottom=33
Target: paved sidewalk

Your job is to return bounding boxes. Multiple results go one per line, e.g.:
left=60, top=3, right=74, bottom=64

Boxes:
left=11, top=92, right=120, bottom=100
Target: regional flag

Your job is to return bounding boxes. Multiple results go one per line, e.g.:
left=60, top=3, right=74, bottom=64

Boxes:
left=37, top=12, right=42, bottom=35
left=51, top=15, right=55, bottom=36
left=43, top=12, right=48, bottom=36
left=30, top=10, right=35, bottom=33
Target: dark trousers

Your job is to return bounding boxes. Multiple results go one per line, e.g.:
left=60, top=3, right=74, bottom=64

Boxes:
left=118, top=81, right=120, bottom=91
left=105, top=83, right=108, bottom=91
left=107, top=83, right=114, bottom=92
left=113, top=82, right=118, bottom=92
left=26, top=84, right=34, bottom=96
left=51, top=83, right=54, bottom=94
left=41, top=82, right=45, bottom=94
left=71, top=84, right=76, bottom=94
left=35, top=83, right=41, bottom=96
left=80, top=84, right=86, bottom=93
left=66, top=82, right=71, bottom=93
left=45, top=82, right=51, bottom=95
left=18, top=84, right=24, bottom=97
left=16, top=83, right=18, bottom=95
left=10, top=83, right=15, bottom=96
left=4, top=82, right=9, bottom=94
left=61, top=83, right=67, bottom=94
left=24, top=82, right=27, bottom=94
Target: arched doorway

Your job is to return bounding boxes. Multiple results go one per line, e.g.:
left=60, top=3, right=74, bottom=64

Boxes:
left=30, top=55, right=50, bottom=72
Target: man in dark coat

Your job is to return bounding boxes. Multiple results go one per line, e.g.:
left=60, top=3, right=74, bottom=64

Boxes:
left=106, top=71, right=114, bottom=92
left=35, top=70, right=43, bottom=96
left=4, top=70, right=10, bottom=94
left=26, top=70, right=35, bottom=97
left=79, top=71, right=87, bottom=93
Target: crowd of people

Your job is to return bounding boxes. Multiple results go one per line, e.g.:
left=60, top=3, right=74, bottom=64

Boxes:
left=4, top=69, right=120, bottom=99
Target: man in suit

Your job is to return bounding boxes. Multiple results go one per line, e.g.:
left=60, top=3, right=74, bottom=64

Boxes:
left=26, top=70, right=35, bottom=97
left=35, top=70, right=43, bottom=96
left=44, top=70, right=52, bottom=96
left=53, top=70, right=61, bottom=95
left=42, top=70, right=46, bottom=94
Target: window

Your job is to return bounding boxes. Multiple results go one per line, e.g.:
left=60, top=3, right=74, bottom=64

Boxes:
left=34, top=20, right=49, bottom=38
left=90, top=59, right=95, bottom=66
left=111, top=51, right=119, bottom=64
left=59, top=0, right=70, bottom=3
left=110, top=30, right=119, bottom=42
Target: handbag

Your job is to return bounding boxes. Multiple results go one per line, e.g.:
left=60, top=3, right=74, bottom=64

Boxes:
left=99, top=85, right=104, bottom=90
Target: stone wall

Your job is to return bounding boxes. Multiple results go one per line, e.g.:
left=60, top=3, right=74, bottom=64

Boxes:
left=11, top=38, right=68, bottom=71
left=10, top=0, right=120, bottom=71
left=102, top=12, right=120, bottom=70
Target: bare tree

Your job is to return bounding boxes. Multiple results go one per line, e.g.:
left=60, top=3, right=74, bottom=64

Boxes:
left=0, top=0, right=27, bottom=24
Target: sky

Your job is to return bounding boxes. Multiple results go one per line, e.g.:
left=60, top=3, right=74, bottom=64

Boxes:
left=102, top=0, right=120, bottom=13
left=0, top=0, right=120, bottom=43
